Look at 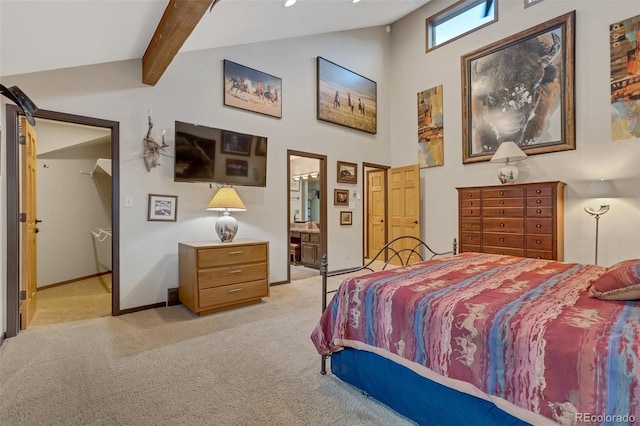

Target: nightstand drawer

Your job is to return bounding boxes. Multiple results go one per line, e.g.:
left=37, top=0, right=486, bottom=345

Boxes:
left=527, top=187, right=553, bottom=197
left=198, top=244, right=267, bottom=268
left=526, top=207, right=553, bottom=217
left=527, top=250, right=554, bottom=260
left=198, top=262, right=268, bottom=289
left=527, top=197, right=552, bottom=207
left=461, top=207, right=481, bottom=217
left=482, top=198, right=523, bottom=207
left=199, top=279, right=268, bottom=308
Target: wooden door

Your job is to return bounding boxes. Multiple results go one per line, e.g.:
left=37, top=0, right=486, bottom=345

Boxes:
left=20, top=116, right=38, bottom=329
left=387, top=164, right=421, bottom=265
left=367, top=169, right=386, bottom=259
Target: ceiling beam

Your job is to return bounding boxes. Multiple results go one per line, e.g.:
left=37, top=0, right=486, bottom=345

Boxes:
left=142, top=0, right=216, bottom=86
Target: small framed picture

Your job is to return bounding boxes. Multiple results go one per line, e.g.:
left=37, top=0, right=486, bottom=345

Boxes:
left=340, top=211, right=352, bottom=226
left=337, top=161, right=358, bottom=184
left=148, top=194, right=178, bottom=222
left=334, top=189, right=349, bottom=206
left=221, top=131, right=252, bottom=156
left=226, top=159, right=249, bottom=177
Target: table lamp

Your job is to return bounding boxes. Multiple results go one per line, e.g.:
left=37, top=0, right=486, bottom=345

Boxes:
left=490, top=141, right=527, bottom=184
left=207, top=187, right=246, bottom=243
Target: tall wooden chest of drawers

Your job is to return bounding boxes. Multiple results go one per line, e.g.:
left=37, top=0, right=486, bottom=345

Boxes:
left=457, top=181, right=565, bottom=261
left=178, top=239, right=269, bottom=315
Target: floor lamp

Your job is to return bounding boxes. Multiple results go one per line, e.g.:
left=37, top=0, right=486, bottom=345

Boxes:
left=584, top=178, right=616, bottom=265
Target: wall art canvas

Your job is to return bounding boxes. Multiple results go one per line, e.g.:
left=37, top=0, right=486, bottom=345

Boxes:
left=610, top=14, right=640, bottom=141
left=317, top=57, right=377, bottom=134
left=224, top=59, right=282, bottom=119
left=417, top=85, right=444, bottom=168
left=462, top=11, right=575, bottom=163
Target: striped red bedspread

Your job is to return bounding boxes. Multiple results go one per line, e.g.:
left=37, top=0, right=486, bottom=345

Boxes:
left=311, top=253, right=640, bottom=425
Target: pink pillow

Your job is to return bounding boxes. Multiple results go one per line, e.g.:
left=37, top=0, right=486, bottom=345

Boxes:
left=589, top=259, right=640, bottom=300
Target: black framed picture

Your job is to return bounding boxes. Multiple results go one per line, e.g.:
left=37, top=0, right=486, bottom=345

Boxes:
left=223, top=59, right=282, bottom=118
left=317, top=57, right=377, bottom=134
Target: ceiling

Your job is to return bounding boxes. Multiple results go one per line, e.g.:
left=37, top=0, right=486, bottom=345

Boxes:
left=0, top=0, right=430, bottom=78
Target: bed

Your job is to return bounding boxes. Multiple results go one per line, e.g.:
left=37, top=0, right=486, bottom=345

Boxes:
left=311, top=237, right=640, bottom=425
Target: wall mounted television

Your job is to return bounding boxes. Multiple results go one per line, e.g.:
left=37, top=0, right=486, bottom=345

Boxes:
left=174, top=120, right=267, bottom=187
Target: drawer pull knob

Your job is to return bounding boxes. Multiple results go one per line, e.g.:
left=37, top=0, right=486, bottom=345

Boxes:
left=468, top=236, right=473, bottom=240
left=229, top=251, right=243, bottom=255
left=536, top=199, right=542, bottom=204
left=500, top=200, right=504, bottom=205
left=228, top=288, right=243, bottom=293
left=536, top=189, right=541, bottom=194
left=468, top=201, right=473, bottom=205
left=536, top=224, right=542, bottom=228
left=499, top=191, right=504, bottom=196
left=229, top=269, right=243, bottom=274
left=469, top=210, right=473, bottom=214
left=536, top=209, right=542, bottom=214
left=500, top=209, right=505, bottom=214
left=500, top=223, right=505, bottom=228
left=468, top=222, right=473, bottom=227
left=536, top=240, right=541, bottom=244
left=537, top=256, right=542, bottom=259
left=468, top=192, right=472, bottom=197
left=500, top=238, right=505, bottom=242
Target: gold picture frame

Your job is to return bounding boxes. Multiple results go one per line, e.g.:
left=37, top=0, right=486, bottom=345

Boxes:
left=340, top=211, right=352, bottom=226
left=461, top=11, right=575, bottom=163
left=334, top=189, right=349, bottom=206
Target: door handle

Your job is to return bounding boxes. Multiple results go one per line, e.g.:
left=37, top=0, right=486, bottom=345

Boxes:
left=413, top=220, right=418, bottom=224
left=35, top=219, right=43, bottom=223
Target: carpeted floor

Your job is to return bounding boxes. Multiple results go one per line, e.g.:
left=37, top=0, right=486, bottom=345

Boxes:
left=0, top=274, right=414, bottom=426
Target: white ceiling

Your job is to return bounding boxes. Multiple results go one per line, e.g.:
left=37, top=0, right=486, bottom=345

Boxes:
left=0, top=0, right=430, bottom=78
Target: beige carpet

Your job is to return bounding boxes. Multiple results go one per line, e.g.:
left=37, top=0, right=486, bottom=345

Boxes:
left=0, top=273, right=414, bottom=426
left=31, top=274, right=112, bottom=326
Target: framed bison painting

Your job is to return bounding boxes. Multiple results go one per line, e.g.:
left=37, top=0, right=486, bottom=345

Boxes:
left=461, top=11, right=575, bottom=164
left=317, top=57, right=377, bottom=134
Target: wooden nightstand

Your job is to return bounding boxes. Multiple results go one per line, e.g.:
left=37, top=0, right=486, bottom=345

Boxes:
left=178, top=239, right=269, bottom=315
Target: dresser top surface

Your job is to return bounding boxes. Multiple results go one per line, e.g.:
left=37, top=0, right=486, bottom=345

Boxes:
left=179, top=238, right=268, bottom=248
left=456, top=181, right=566, bottom=191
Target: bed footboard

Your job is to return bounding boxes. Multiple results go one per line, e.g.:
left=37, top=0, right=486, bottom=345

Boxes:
left=319, top=236, right=457, bottom=374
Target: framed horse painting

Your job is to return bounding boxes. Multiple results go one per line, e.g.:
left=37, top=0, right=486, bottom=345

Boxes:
left=223, top=59, right=282, bottom=119
left=317, top=57, right=377, bottom=134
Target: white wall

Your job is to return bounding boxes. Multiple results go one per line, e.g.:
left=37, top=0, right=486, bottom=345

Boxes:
left=389, top=0, right=640, bottom=266
left=37, top=142, right=112, bottom=287
left=2, top=1, right=639, bottom=334
left=1, top=26, right=392, bottom=321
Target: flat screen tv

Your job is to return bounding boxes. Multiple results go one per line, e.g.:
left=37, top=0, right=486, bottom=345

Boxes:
left=174, top=120, right=267, bottom=187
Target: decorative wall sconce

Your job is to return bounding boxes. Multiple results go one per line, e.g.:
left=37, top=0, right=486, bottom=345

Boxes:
left=143, top=110, right=170, bottom=172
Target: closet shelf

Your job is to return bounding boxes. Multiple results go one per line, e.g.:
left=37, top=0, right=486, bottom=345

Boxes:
left=81, top=158, right=112, bottom=177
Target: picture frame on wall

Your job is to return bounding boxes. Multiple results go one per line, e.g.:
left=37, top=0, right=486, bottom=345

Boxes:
left=461, top=11, right=575, bottom=163
left=221, top=131, right=251, bottom=156
left=316, top=56, right=377, bottom=134
left=334, top=189, right=349, bottom=206
left=336, top=161, right=358, bottom=184
left=223, top=59, right=282, bottom=119
left=290, top=179, right=300, bottom=192
left=340, top=211, right=353, bottom=226
left=147, top=194, right=178, bottom=222
left=225, top=159, right=248, bottom=177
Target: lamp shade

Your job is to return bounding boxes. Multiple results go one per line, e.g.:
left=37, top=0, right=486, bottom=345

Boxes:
left=490, top=141, right=527, bottom=163
left=206, top=187, right=246, bottom=211
left=206, top=187, right=246, bottom=243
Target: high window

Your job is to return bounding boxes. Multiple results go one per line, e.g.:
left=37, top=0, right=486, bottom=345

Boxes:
left=426, top=0, right=497, bottom=52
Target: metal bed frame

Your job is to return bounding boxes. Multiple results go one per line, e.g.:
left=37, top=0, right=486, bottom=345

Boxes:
left=319, top=236, right=457, bottom=374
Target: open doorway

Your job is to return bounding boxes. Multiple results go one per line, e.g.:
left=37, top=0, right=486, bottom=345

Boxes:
left=287, top=150, right=327, bottom=283
left=5, top=106, right=120, bottom=337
